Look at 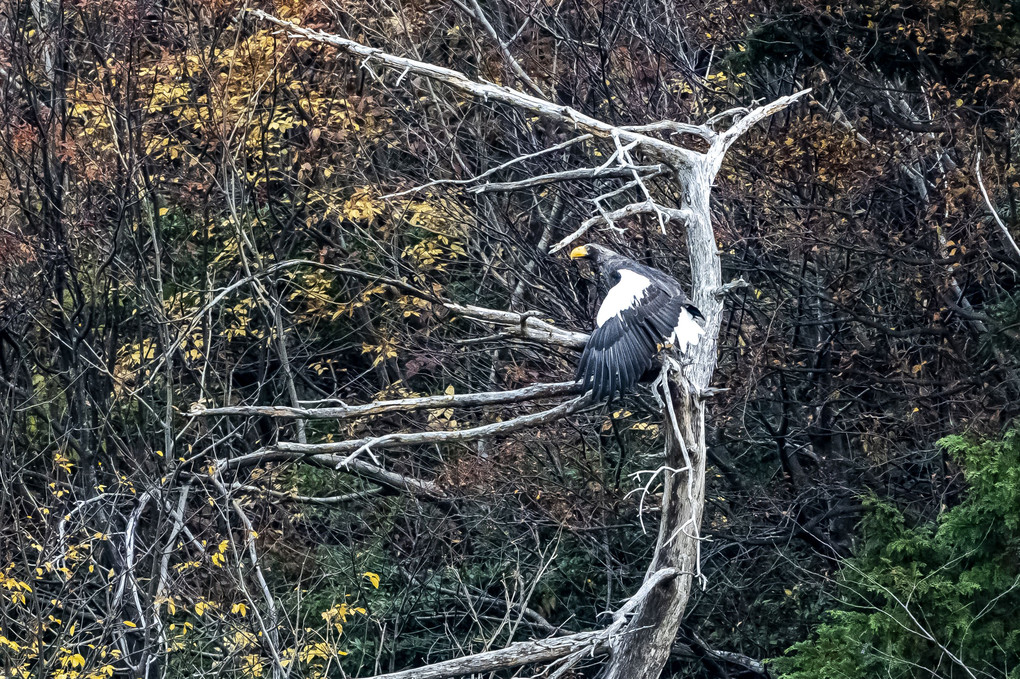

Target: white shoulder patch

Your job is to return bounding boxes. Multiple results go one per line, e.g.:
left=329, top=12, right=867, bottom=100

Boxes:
left=670, top=307, right=704, bottom=351
left=596, top=269, right=651, bottom=327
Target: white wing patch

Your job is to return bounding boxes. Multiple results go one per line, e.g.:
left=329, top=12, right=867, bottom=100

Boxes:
left=670, top=307, right=704, bottom=351
left=596, top=270, right=651, bottom=327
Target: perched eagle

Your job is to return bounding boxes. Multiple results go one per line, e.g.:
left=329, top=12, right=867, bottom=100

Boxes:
left=570, top=244, right=704, bottom=401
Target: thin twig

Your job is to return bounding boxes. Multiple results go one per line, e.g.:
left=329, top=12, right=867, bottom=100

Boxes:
left=456, top=0, right=545, bottom=97
left=975, top=151, right=1020, bottom=261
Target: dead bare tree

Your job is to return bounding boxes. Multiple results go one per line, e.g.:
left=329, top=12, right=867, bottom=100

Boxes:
left=191, top=11, right=810, bottom=679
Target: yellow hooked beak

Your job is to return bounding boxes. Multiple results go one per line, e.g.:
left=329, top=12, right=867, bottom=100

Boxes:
left=569, top=245, right=589, bottom=259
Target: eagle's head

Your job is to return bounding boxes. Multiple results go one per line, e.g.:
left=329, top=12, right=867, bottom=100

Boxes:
left=568, top=243, right=618, bottom=267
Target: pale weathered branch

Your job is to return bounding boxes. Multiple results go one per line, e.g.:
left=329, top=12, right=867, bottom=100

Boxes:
left=230, top=483, right=382, bottom=505
left=674, top=630, right=767, bottom=676
left=190, top=381, right=580, bottom=419
left=468, top=165, right=665, bottom=194
left=249, top=10, right=701, bottom=167
left=215, top=395, right=592, bottom=502
left=381, top=134, right=593, bottom=199
left=548, top=200, right=692, bottom=254
left=357, top=567, right=679, bottom=679
left=620, top=120, right=716, bottom=141
left=216, top=453, right=448, bottom=500
left=699, top=645, right=767, bottom=675
left=270, top=393, right=592, bottom=456
left=712, top=277, right=750, bottom=298
left=444, top=302, right=589, bottom=348
left=705, top=106, right=751, bottom=126
left=176, top=259, right=584, bottom=366
left=707, top=89, right=813, bottom=171
left=362, top=631, right=605, bottom=679
left=975, top=151, right=1020, bottom=261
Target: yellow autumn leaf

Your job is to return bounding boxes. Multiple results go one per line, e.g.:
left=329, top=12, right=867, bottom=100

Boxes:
left=123, top=620, right=137, bottom=628
left=364, top=571, right=380, bottom=589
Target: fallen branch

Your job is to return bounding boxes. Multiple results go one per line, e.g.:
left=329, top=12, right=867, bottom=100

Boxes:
left=361, top=631, right=605, bottom=679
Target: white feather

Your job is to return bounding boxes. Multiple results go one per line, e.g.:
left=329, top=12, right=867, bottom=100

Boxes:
left=596, top=270, right=651, bottom=327
left=670, top=308, right=704, bottom=351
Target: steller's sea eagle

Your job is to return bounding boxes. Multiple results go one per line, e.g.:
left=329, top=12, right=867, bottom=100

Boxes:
left=570, top=244, right=704, bottom=401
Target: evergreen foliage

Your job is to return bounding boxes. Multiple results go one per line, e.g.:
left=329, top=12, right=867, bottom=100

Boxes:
left=777, top=429, right=1020, bottom=678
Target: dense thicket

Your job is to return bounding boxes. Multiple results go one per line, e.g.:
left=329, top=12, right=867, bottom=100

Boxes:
left=0, top=0, right=1018, bottom=677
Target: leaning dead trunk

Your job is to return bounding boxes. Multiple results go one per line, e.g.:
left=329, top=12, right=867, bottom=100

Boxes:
left=603, top=390, right=707, bottom=678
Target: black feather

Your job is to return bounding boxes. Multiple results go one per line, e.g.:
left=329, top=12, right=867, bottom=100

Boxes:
left=605, top=348, right=617, bottom=402
left=599, top=348, right=612, bottom=401
left=616, top=343, right=632, bottom=393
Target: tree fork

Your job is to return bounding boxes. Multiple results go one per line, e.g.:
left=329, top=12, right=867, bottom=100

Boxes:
left=246, top=10, right=809, bottom=678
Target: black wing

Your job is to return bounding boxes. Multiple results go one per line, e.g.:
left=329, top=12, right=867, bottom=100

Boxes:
left=576, top=287, right=688, bottom=402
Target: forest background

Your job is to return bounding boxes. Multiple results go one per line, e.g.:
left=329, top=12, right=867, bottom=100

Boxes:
left=1, top=0, right=1019, bottom=677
